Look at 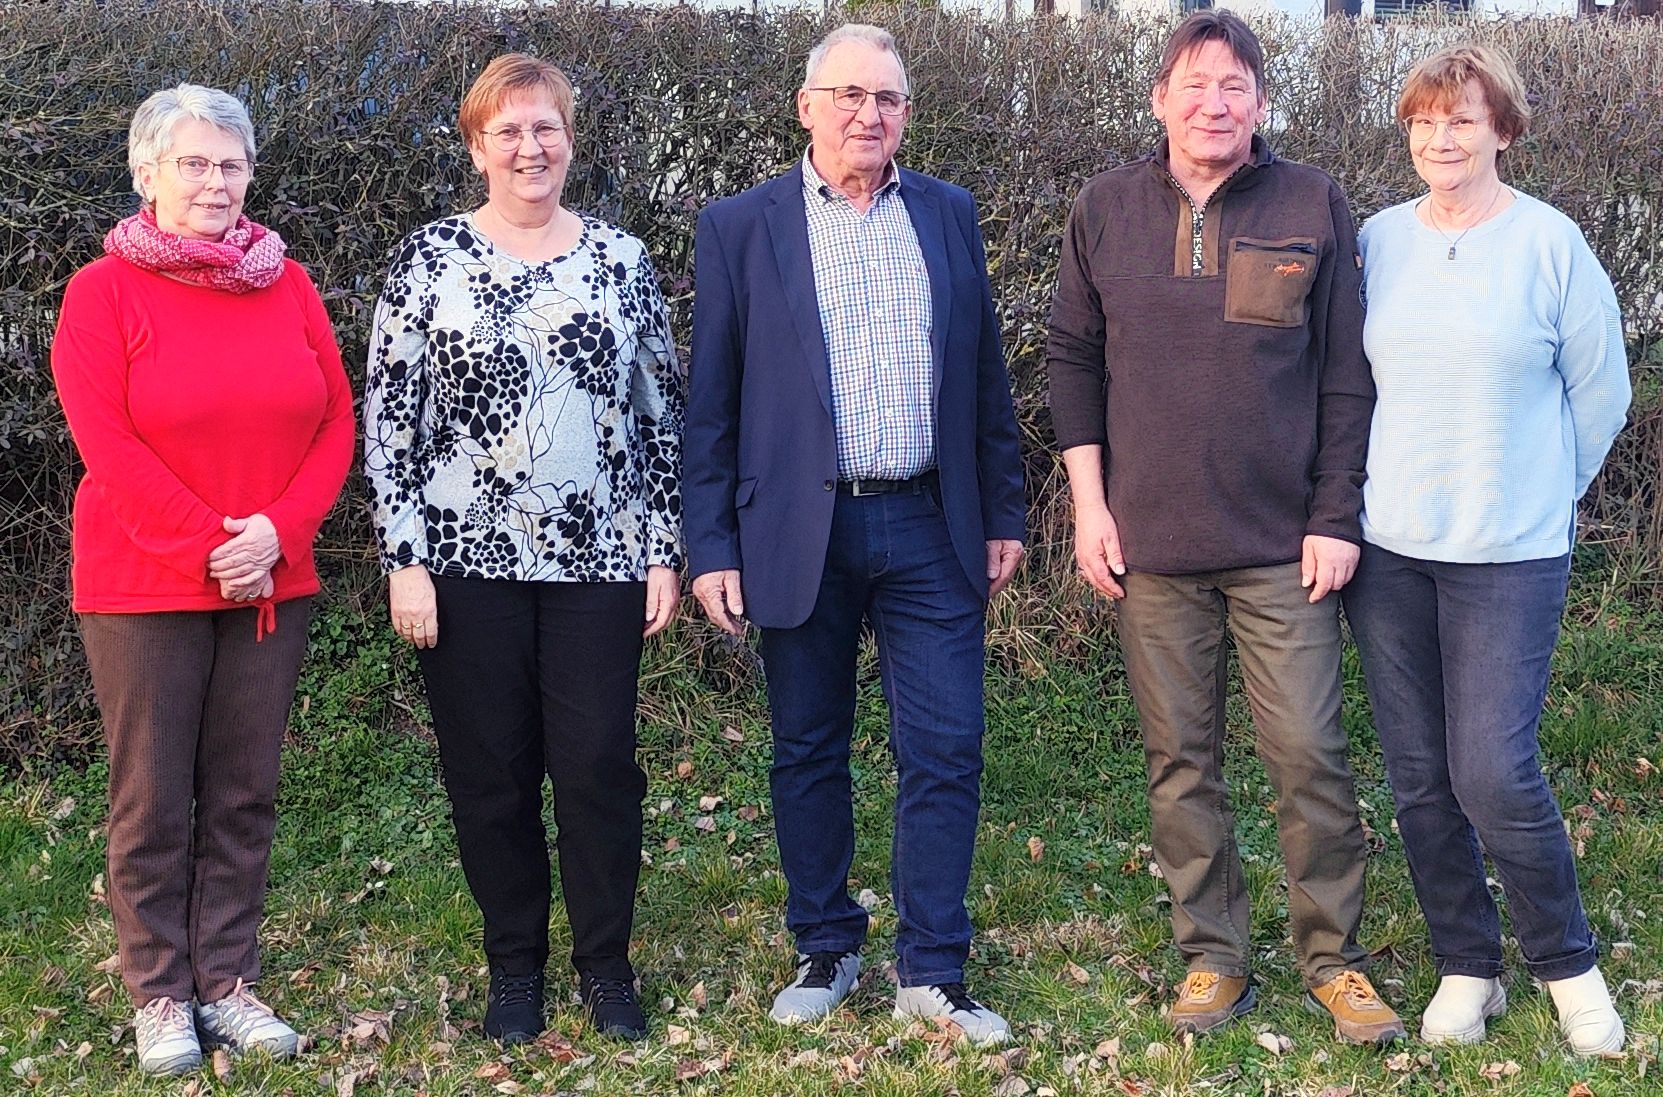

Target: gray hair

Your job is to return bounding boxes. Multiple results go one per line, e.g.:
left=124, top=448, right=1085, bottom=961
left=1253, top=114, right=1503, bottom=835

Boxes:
left=803, top=23, right=909, bottom=93
left=127, top=84, right=257, bottom=200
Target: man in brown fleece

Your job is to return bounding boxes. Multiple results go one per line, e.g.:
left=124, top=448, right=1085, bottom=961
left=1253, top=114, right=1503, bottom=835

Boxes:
left=1046, top=11, right=1403, bottom=1046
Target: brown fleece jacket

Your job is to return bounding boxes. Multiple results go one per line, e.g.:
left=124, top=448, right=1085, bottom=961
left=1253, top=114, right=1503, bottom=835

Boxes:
left=1046, top=136, right=1373, bottom=575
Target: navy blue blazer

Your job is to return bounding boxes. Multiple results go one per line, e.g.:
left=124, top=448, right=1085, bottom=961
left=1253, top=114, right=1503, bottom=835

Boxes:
left=685, top=163, right=1026, bottom=630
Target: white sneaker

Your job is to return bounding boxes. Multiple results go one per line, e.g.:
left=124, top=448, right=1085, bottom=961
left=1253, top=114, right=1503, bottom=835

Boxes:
left=894, top=982, right=1010, bottom=1046
left=1418, top=975, right=1506, bottom=1044
left=134, top=996, right=201, bottom=1076
left=1545, top=967, right=1625, bottom=1055
left=769, top=951, right=861, bottom=1024
left=195, top=979, right=300, bottom=1058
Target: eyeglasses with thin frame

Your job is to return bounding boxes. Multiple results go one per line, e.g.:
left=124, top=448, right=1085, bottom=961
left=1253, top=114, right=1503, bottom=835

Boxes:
left=805, top=85, right=912, bottom=117
left=156, top=155, right=254, bottom=183
left=481, top=120, right=567, bottom=152
left=1400, top=115, right=1489, bottom=143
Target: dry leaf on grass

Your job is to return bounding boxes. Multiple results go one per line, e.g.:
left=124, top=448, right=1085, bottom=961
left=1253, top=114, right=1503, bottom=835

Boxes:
left=722, top=726, right=745, bottom=743
left=694, top=815, right=716, bottom=833
left=93, top=953, right=121, bottom=974
left=1479, top=1060, right=1523, bottom=1081
left=534, top=1029, right=582, bottom=1063
left=993, top=1076, right=1032, bottom=1097
left=211, top=1048, right=233, bottom=1082
left=1315, top=1087, right=1355, bottom=1097
left=1062, top=961, right=1091, bottom=986
left=676, top=1052, right=732, bottom=1081
left=346, top=1009, right=394, bottom=1047
left=1027, top=836, right=1046, bottom=862
left=1567, top=1083, right=1596, bottom=1097
left=674, top=760, right=694, bottom=780
left=697, top=795, right=723, bottom=812
left=690, top=981, right=708, bottom=1010
left=1094, top=1037, right=1122, bottom=1060
left=1255, top=1031, right=1292, bottom=1055
left=737, top=805, right=759, bottom=821
left=474, top=1061, right=511, bottom=1082
left=665, top=1024, right=692, bottom=1046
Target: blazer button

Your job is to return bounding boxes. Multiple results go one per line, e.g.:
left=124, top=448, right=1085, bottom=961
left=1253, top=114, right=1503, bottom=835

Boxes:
left=823, top=480, right=834, bottom=491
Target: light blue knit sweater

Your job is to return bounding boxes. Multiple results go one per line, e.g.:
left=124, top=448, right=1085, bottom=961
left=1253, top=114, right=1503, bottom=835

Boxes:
left=1357, top=191, right=1631, bottom=564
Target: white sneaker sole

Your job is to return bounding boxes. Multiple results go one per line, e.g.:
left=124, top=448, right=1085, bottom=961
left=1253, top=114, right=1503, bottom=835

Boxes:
left=768, top=983, right=858, bottom=1025
left=139, top=1048, right=202, bottom=1076
left=892, top=1006, right=1009, bottom=1047
left=1420, top=984, right=1507, bottom=1045
left=197, top=1027, right=300, bottom=1059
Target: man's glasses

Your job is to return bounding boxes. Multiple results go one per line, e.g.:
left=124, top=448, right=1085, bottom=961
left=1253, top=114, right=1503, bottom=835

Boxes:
left=806, top=85, right=912, bottom=117
left=481, top=121, right=567, bottom=151
left=157, top=156, right=253, bottom=183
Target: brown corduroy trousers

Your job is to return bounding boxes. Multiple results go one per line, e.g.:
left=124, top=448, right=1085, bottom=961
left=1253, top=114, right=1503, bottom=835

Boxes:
left=79, top=599, right=311, bottom=1007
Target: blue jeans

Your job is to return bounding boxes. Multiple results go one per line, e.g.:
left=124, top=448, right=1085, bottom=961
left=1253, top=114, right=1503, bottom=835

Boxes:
left=1341, top=544, right=1597, bottom=981
left=760, top=487, right=986, bottom=987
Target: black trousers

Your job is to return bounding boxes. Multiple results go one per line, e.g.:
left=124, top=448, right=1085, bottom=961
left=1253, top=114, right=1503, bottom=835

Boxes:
left=417, top=575, right=647, bottom=980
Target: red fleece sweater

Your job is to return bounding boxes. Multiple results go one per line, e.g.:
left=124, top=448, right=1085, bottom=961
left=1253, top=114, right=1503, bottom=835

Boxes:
left=52, top=256, right=354, bottom=615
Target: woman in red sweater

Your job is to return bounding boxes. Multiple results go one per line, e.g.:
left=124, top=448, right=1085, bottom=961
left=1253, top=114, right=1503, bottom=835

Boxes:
left=51, top=84, right=353, bottom=1076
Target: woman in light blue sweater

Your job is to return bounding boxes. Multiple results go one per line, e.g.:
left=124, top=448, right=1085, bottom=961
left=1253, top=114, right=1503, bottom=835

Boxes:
left=1342, top=44, right=1630, bottom=1054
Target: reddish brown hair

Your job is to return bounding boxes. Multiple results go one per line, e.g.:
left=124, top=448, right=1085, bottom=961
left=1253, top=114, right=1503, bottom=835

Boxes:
left=458, top=53, right=575, bottom=148
left=1397, top=43, right=1531, bottom=145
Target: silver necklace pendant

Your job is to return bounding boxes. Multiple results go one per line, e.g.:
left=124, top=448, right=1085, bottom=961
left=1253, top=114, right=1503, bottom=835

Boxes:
left=1448, top=244, right=1457, bottom=260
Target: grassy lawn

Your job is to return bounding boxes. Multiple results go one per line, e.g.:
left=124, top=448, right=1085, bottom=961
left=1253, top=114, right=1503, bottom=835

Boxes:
left=3, top=567, right=1661, bottom=1096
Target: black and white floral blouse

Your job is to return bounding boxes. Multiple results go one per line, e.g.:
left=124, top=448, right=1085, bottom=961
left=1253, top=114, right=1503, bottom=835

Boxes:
left=364, top=213, right=684, bottom=582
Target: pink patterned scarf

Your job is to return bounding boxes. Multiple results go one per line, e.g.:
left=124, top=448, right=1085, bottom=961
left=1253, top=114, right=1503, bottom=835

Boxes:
left=103, top=208, right=287, bottom=293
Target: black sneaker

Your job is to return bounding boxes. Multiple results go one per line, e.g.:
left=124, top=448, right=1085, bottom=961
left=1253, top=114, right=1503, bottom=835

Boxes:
left=484, top=969, right=545, bottom=1046
left=579, top=972, right=647, bottom=1040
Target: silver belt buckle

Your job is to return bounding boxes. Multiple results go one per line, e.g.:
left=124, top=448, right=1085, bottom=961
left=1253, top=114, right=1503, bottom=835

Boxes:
left=848, top=480, right=872, bottom=497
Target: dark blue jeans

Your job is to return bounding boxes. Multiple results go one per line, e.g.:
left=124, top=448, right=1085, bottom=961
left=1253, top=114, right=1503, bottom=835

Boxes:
left=760, top=487, right=986, bottom=987
left=1342, top=544, right=1597, bottom=981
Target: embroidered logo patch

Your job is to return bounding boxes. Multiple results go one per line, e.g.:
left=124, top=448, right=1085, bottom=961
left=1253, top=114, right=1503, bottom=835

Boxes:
left=1273, top=260, right=1306, bottom=277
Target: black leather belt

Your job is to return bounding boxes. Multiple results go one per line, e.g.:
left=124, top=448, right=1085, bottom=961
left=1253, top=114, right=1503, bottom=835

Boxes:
left=837, top=470, right=938, bottom=497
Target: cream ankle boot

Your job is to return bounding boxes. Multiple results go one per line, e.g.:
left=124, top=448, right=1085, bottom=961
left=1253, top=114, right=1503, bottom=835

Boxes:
left=1419, top=975, right=1506, bottom=1044
left=1544, top=967, right=1624, bottom=1055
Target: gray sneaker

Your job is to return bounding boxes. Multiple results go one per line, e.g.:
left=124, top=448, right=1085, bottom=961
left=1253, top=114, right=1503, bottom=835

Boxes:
left=195, top=980, right=299, bottom=1059
left=134, top=996, right=202, bottom=1076
left=895, top=982, right=1010, bottom=1046
left=769, top=951, right=861, bottom=1024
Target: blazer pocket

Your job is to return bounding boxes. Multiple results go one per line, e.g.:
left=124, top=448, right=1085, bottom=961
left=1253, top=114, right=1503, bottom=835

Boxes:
left=734, top=477, right=757, bottom=509
left=1224, top=237, right=1319, bottom=328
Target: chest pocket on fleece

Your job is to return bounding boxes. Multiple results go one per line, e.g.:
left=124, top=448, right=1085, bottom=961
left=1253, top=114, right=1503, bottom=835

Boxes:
left=1224, top=237, right=1319, bottom=328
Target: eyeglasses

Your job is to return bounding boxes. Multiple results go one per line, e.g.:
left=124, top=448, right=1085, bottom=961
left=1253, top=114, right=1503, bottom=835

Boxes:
left=1401, top=115, right=1488, bottom=143
left=157, top=156, right=253, bottom=183
left=481, top=121, right=567, bottom=151
left=806, top=85, right=912, bottom=117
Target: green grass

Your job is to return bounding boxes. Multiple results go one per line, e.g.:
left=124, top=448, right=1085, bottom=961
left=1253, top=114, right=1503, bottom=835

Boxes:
left=3, top=573, right=1661, bottom=1095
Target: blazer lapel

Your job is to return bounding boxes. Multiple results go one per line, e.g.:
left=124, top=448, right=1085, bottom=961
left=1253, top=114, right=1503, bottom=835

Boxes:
left=764, top=167, right=834, bottom=419
left=901, top=177, right=952, bottom=399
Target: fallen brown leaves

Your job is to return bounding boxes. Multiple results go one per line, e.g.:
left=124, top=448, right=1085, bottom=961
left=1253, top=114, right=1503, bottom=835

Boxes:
left=675, top=1050, right=732, bottom=1081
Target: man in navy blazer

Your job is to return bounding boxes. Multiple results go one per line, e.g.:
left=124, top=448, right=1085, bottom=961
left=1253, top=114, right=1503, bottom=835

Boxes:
left=685, top=23, right=1026, bottom=1045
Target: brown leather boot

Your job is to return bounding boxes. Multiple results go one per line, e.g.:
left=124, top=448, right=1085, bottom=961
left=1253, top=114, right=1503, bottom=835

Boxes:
left=1306, top=970, right=1407, bottom=1045
left=1168, top=971, right=1257, bottom=1035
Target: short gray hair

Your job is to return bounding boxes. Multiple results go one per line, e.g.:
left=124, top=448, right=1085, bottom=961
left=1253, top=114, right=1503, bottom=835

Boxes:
left=803, top=23, right=909, bottom=93
left=127, top=84, right=257, bottom=200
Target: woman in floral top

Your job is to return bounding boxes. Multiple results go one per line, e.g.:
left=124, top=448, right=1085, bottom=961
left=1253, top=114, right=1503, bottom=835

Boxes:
left=363, top=53, right=682, bottom=1045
